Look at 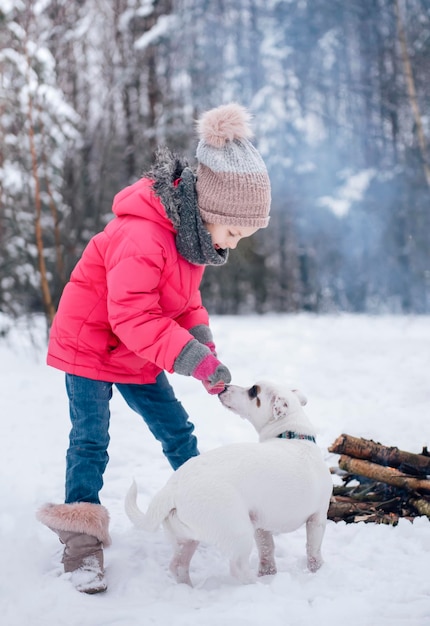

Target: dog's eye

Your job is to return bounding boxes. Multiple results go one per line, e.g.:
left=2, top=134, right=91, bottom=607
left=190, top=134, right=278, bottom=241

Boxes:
left=248, top=385, right=259, bottom=399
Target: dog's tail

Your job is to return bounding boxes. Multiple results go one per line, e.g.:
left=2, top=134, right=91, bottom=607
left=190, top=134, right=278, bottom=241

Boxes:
left=124, top=479, right=174, bottom=532
left=124, top=479, right=149, bottom=529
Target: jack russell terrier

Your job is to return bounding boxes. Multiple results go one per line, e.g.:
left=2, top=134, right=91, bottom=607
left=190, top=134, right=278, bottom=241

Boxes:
left=125, top=382, right=333, bottom=585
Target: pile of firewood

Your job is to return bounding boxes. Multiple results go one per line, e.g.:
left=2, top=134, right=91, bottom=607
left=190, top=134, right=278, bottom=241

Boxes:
left=327, top=434, right=430, bottom=525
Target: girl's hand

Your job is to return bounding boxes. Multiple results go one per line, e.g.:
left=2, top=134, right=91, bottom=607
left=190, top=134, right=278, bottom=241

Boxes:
left=173, top=340, right=231, bottom=394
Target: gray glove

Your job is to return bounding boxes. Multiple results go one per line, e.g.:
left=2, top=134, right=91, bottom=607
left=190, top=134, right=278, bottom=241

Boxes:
left=174, top=339, right=231, bottom=394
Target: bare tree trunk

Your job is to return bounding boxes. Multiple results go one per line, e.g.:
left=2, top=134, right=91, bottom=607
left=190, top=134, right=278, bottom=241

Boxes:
left=38, top=104, right=66, bottom=287
left=146, top=48, right=160, bottom=157
left=394, top=0, right=430, bottom=186
left=26, top=56, right=56, bottom=324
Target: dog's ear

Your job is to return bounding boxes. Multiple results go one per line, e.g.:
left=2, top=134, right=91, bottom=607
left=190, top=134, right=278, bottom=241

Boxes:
left=272, top=395, right=289, bottom=421
left=292, top=389, right=307, bottom=406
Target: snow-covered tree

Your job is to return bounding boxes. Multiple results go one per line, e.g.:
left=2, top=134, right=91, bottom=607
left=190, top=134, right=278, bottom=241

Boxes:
left=0, top=0, right=79, bottom=321
left=1, top=0, right=430, bottom=318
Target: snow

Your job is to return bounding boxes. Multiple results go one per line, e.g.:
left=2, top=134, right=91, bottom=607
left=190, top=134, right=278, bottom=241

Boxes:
left=1, top=313, right=429, bottom=626
left=1, top=0, right=21, bottom=17
left=318, top=169, right=376, bottom=217
left=0, top=162, right=24, bottom=194
left=134, top=16, right=178, bottom=50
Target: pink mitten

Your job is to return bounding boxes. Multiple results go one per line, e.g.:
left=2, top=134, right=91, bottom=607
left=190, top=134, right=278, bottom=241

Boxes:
left=174, top=341, right=231, bottom=394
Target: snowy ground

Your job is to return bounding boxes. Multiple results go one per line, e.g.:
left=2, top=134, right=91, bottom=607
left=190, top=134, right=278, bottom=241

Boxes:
left=1, top=313, right=429, bottom=626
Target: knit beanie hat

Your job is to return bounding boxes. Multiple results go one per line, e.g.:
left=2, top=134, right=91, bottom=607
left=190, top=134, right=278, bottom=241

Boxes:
left=195, top=103, right=271, bottom=228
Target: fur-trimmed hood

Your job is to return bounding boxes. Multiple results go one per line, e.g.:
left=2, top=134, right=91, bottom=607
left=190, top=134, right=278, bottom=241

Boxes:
left=145, top=147, right=229, bottom=266
left=144, top=146, right=188, bottom=230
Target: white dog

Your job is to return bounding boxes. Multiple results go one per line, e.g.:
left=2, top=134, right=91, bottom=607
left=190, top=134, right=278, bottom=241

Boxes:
left=125, top=382, right=333, bottom=585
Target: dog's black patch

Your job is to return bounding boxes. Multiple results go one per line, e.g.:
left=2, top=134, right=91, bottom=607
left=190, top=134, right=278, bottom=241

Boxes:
left=248, top=385, right=260, bottom=399
left=248, top=385, right=261, bottom=407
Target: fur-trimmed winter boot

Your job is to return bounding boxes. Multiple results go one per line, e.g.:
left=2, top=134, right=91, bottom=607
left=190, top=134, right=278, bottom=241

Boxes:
left=36, top=502, right=111, bottom=594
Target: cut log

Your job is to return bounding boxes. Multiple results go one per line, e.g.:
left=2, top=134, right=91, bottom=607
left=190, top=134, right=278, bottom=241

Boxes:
left=332, top=484, right=400, bottom=502
left=328, top=434, right=430, bottom=524
left=328, top=499, right=401, bottom=525
left=409, top=498, right=430, bottom=518
left=338, top=455, right=430, bottom=493
left=328, top=499, right=376, bottom=518
left=329, top=434, right=430, bottom=475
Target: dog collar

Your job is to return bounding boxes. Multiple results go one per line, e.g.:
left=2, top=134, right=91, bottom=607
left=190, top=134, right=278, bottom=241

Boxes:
left=278, top=431, right=316, bottom=443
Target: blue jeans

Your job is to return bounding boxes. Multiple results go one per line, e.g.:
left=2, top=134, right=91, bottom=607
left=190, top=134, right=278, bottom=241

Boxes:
left=65, top=373, right=199, bottom=504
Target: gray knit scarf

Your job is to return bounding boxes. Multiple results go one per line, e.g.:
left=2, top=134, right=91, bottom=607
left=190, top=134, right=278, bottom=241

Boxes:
left=145, top=147, right=229, bottom=266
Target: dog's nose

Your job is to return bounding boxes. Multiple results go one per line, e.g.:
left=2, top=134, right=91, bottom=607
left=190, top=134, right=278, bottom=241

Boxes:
left=218, top=385, right=229, bottom=396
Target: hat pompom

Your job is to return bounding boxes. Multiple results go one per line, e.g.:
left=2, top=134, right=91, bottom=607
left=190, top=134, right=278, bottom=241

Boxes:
left=196, top=103, right=253, bottom=149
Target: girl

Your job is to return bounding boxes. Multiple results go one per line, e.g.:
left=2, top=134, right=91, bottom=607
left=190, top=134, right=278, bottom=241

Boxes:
left=37, top=103, right=271, bottom=593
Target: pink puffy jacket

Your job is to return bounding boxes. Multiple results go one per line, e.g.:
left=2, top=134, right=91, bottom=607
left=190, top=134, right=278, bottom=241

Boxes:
left=47, top=178, right=209, bottom=383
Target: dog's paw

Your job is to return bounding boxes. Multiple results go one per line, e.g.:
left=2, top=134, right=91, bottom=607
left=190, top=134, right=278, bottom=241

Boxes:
left=307, top=556, right=323, bottom=573
left=258, top=563, right=277, bottom=577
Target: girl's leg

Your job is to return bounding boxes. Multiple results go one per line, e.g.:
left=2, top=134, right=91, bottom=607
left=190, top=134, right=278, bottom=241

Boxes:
left=116, top=373, right=199, bottom=470
left=65, top=374, right=112, bottom=504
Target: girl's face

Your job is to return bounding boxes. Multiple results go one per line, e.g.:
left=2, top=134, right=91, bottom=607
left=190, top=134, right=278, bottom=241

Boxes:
left=204, top=223, right=259, bottom=250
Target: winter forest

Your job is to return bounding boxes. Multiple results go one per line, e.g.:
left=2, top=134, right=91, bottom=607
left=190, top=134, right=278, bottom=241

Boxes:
left=2, top=0, right=430, bottom=326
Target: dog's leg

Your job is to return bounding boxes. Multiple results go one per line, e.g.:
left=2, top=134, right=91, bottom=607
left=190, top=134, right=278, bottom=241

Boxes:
left=228, top=528, right=255, bottom=583
left=255, top=528, right=277, bottom=576
left=305, top=512, right=326, bottom=572
left=169, top=539, right=199, bottom=586
left=229, top=555, right=254, bottom=583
